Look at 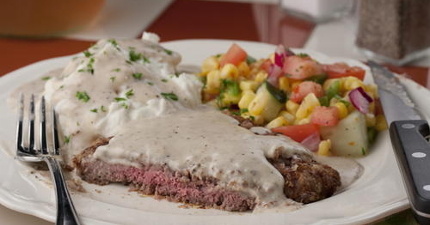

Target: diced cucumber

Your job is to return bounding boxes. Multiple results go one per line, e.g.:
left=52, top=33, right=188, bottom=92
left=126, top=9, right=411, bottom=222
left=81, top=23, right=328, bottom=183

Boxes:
left=320, top=110, right=369, bottom=157
left=265, top=81, right=287, bottom=104
left=249, top=83, right=283, bottom=122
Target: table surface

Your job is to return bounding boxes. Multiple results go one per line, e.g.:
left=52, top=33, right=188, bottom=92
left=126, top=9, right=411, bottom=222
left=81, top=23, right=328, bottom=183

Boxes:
left=0, top=0, right=428, bottom=224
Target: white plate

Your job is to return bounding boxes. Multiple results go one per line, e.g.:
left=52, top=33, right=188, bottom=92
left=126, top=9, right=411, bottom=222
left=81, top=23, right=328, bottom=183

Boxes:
left=0, top=39, right=426, bottom=225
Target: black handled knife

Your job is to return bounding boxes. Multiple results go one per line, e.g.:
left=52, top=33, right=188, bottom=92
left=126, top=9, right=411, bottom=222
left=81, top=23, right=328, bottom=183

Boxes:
left=369, top=61, right=430, bottom=224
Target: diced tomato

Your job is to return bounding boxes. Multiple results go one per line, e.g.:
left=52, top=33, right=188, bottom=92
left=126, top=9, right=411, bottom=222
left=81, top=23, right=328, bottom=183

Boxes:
left=282, top=55, right=324, bottom=80
left=272, top=123, right=320, bottom=142
left=290, top=81, right=324, bottom=103
left=219, top=43, right=247, bottom=67
left=311, top=106, right=340, bottom=126
left=260, top=58, right=272, bottom=73
left=323, top=63, right=366, bottom=80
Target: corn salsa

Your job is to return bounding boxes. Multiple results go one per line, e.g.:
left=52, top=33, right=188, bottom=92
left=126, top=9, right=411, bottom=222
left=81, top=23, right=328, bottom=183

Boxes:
left=199, top=43, right=387, bottom=157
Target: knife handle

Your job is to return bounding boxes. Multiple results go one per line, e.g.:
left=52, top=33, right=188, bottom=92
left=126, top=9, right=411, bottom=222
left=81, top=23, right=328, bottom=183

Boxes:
left=390, top=120, right=430, bottom=223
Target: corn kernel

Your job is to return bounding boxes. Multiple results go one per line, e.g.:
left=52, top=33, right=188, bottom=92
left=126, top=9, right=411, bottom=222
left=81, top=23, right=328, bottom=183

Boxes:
left=295, top=118, right=311, bottom=125
left=266, top=116, right=289, bottom=129
left=220, top=64, right=239, bottom=80
left=286, top=100, right=299, bottom=115
left=237, top=61, right=250, bottom=78
left=221, top=92, right=241, bottom=106
left=365, top=113, right=376, bottom=127
left=253, top=115, right=265, bottom=125
left=239, top=80, right=259, bottom=92
left=248, top=94, right=265, bottom=116
left=333, top=102, right=348, bottom=119
left=254, top=71, right=268, bottom=83
left=364, top=84, right=378, bottom=99
left=238, top=91, right=256, bottom=109
left=318, top=139, right=332, bottom=156
left=375, top=115, right=388, bottom=131
left=204, top=70, right=221, bottom=94
left=201, top=56, right=220, bottom=75
left=295, top=93, right=320, bottom=120
left=279, top=111, right=295, bottom=124
left=278, top=77, right=290, bottom=92
left=342, top=76, right=364, bottom=91
left=368, top=101, right=375, bottom=114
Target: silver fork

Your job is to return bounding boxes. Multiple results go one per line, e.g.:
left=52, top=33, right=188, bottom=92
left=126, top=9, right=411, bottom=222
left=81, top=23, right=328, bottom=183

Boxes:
left=16, top=95, right=81, bottom=225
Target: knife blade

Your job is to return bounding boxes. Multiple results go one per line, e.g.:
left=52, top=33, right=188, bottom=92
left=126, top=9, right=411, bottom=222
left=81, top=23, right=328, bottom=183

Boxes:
left=369, top=61, right=430, bottom=224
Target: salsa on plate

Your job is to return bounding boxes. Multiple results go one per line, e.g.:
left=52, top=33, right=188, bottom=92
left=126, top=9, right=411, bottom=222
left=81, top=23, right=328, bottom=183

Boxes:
left=199, top=44, right=387, bottom=157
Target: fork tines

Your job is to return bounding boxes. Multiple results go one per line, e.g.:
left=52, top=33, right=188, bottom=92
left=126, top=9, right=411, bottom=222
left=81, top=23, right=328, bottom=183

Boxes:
left=16, top=94, right=60, bottom=157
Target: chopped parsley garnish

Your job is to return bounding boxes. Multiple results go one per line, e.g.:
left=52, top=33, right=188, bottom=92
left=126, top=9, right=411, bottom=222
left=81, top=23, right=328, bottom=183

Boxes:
left=100, top=105, right=107, bottom=112
left=121, top=103, right=129, bottom=109
left=108, top=39, right=119, bottom=49
left=161, top=92, right=179, bottom=101
left=163, top=48, right=173, bottom=55
left=296, top=53, right=309, bottom=58
left=220, top=79, right=240, bottom=96
left=78, top=57, right=95, bottom=74
left=112, top=68, right=121, bottom=72
left=76, top=91, right=90, bottom=102
left=240, top=108, right=249, bottom=114
left=129, top=50, right=142, bottom=62
left=114, top=97, right=127, bottom=102
left=64, top=135, right=71, bottom=144
left=90, top=108, right=98, bottom=113
left=338, top=98, right=351, bottom=107
left=246, top=56, right=257, bottom=64
left=41, top=76, right=51, bottom=81
left=129, top=50, right=150, bottom=63
left=83, top=50, right=93, bottom=58
left=305, top=74, right=327, bottom=84
left=216, top=79, right=242, bottom=108
left=147, top=81, right=154, bottom=86
left=231, top=111, right=241, bottom=116
left=132, top=73, right=143, bottom=79
left=110, top=76, right=116, bottom=82
left=161, top=78, right=168, bottom=83
left=125, top=89, right=134, bottom=98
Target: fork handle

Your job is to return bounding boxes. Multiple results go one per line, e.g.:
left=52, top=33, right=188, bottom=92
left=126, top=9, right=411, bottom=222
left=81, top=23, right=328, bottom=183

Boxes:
left=44, top=157, right=81, bottom=225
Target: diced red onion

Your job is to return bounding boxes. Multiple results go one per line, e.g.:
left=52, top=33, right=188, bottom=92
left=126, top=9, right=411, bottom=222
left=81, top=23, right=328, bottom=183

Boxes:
left=274, top=45, right=285, bottom=67
left=300, top=132, right=321, bottom=152
left=267, top=64, right=283, bottom=87
left=274, top=45, right=295, bottom=67
left=348, top=87, right=374, bottom=114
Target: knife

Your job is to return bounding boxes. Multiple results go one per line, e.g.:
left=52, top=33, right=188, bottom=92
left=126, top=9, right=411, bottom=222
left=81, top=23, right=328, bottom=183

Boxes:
left=369, top=61, right=430, bottom=224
